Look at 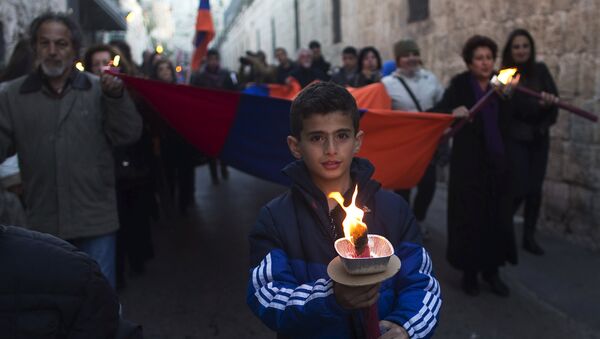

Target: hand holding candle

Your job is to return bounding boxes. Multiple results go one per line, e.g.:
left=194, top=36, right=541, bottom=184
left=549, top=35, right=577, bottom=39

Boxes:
left=328, top=185, right=381, bottom=339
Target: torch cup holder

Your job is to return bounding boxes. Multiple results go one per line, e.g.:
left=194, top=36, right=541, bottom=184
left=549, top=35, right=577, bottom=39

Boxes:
left=334, top=235, right=394, bottom=275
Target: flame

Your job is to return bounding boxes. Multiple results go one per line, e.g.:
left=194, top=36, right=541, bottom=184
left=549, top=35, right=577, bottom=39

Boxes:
left=126, top=11, right=135, bottom=23
left=113, top=55, right=121, bottom=67
left=156, top=44, right=164, bottom=54
left=175, top=65, right=182, bottom=72
left=496, top=68, right=518, bottom=85
left=328, top=185, right=368, bottom=245
left=75, top=61, right=84, bottom=71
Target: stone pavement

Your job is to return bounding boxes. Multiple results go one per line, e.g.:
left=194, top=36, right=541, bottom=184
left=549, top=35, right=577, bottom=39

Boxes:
left=118, top=166, right=600, bottom=338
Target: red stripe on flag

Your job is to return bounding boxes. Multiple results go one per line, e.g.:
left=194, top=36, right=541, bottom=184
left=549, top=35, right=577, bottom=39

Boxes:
left=119, top=74, right=240, bottom=157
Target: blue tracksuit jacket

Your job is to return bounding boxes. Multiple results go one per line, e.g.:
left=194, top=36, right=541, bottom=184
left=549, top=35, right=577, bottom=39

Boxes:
left=247, top=158, right=441, bottom=338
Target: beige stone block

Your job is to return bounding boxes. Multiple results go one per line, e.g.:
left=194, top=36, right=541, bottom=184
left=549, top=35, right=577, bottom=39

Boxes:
left=563, top=142, right=598, bottom=187
left=542, top=180, right=570, bottom=220
left=556, top=53, right=580, bottom=99
left=541, top=11, right=567, bottom=56
left=569, top=113, right=596, bottom=143
left=569, top=185, right=594, bottom=219
left=532, top=0, right=555, bottom=15
left=550, top=110, right=570, bottom=140
left=552, top=0, right=575, bottom=11
left=563, top=10, right=593, bottom=54
left=545, top=140, right=563, bottom=180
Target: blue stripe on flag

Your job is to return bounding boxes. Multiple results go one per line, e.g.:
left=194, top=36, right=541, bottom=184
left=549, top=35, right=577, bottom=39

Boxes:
left=219, top=94, right=294, bottom=186
left=199, top=0, right=210, bottom=10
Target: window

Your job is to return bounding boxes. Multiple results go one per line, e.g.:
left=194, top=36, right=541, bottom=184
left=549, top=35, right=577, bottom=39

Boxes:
left=271, top=18, right=276, bottom=53
left=408, top=0, right=429, bottom=23
left=256, top=29, right=261, bottom=50
left=294, top=0, right=300, bottom=49
left=332, top=0, right=341, bottom=43
left=0, top=23, right=5, bottom=69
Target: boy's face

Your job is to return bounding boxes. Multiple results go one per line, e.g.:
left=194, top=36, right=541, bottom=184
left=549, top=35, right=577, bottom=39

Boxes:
left=287, top=111, right=363, bottom=193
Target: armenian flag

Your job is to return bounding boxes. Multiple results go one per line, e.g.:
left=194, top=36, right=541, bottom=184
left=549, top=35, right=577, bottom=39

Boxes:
left=190, top=0, right=215, bottom=71
left=118, top=74, right=454, bottom=189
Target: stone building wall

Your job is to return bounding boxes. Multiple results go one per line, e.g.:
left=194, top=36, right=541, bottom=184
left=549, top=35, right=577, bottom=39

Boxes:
left=222, top=0, right=600, bottom=249
left=0, top=0, right=67, bottom=64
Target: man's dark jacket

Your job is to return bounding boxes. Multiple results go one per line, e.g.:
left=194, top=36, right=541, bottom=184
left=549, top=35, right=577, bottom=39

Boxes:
left=0, top=225, right=119, bottom=338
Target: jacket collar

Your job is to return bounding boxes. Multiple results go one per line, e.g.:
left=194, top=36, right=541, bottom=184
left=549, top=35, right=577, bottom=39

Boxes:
left=20, top=67, right=92, bottom=94
left=282, top=157, right=380, bottom=209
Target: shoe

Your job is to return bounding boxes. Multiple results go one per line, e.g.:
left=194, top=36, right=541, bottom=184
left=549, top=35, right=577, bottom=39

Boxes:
left=523, top=237, right=545, bottom=255
left=462, top=272, right=479, bottom=296
left=482, top=272, right=510, bottom=297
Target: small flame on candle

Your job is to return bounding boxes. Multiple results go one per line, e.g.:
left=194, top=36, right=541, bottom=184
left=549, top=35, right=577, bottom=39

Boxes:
left=126, top=11, right=135, bottom=23
left=113, top=55, right=121, bottom=67
left=496, top=68, right=518, bottom=85
left=75, top=61, right=84, bottom=71
left=328, top=185, right=368, bottom=245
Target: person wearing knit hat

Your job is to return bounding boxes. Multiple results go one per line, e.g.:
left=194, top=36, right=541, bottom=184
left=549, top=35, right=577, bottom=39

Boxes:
left=382, top=39, right=446, bottom=240
left=394, top=39, right=420, bottom=58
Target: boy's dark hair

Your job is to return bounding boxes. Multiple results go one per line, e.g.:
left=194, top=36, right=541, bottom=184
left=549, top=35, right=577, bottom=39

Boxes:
left=29, top=12, right=82, bottom=57
left=342, top=46, right=357, bottom=56
left=462, top=35, right=497, bottom=65
left=290, top=82, right=359, bottom=139
left=207, top=48, right=220, bottom=58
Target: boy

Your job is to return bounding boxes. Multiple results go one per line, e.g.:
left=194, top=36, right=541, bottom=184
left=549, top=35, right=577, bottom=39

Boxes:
left=247, top=82, right=441, bottom=338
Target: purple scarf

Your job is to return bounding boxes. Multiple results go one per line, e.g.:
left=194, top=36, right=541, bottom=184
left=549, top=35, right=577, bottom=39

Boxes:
left=470, top=74, right=505, bottom=169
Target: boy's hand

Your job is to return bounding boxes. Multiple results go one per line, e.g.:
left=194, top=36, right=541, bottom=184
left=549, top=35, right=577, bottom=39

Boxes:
left=334, top=282, right=380, bottom=309
left=379, top=320, right=409, bottom=339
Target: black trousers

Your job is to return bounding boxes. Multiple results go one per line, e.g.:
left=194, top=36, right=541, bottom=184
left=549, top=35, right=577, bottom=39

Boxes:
left=508, top=136, right=549, bottom=239
left=396, top=164, right=437, bottom=221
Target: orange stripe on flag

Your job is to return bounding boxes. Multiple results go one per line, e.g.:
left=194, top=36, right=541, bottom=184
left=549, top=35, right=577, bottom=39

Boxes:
left=358, top=109, right=453, bottom=189
left=268, top=78, right=302, bottom=100
left=347, top=83, right=392, bottom=110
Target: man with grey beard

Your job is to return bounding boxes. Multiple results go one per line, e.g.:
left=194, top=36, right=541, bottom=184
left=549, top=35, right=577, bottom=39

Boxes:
left=0, top=12, right=141, bottom=289
left=289, top=48, right=328, bottom=88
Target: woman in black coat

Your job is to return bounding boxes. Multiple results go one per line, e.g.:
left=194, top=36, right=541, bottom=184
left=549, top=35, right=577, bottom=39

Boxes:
left=433, top=35, right=517, bottom=297
left=502, top=29, right=559, bottom=255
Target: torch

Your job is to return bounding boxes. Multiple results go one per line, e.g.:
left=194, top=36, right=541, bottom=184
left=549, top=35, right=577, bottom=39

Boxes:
left=442, top=68, right=598, bottom=143
left=489, top=69, right=598, bottom=122
left=328, top=186, right=400, bottom=339
left=440, top=68, right=518, bottom=143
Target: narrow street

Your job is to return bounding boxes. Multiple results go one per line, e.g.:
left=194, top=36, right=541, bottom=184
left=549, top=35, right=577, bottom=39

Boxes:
left=119, top=166, right=600, bottom=339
